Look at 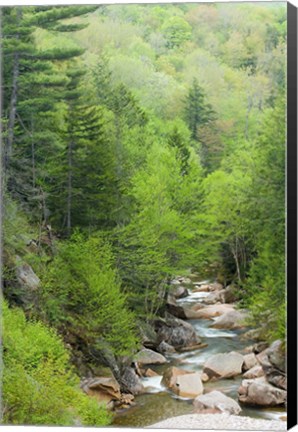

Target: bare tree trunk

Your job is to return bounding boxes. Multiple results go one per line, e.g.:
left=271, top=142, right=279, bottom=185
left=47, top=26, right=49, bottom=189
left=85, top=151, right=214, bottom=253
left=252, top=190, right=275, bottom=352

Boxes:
left=66, top=141, right=73, bottom=236
left=231, top=239, right=241, bottom=283
left=5, top=9, right=21, bottom=169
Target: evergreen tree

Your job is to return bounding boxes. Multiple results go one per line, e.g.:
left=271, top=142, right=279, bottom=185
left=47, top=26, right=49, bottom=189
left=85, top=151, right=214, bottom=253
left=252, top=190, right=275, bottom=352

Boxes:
left=184, top=79, right=215, bottom=142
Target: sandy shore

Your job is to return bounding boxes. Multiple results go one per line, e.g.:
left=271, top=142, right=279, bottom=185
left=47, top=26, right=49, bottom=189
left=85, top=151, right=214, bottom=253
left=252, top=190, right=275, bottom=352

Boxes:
left=146, top=413, right=286, bottom=430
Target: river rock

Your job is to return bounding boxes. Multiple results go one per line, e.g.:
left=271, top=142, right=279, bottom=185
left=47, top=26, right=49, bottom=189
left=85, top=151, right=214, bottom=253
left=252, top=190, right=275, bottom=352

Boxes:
left=134, top=348, right=167, bottom=366
left=120, top=366, right=145, bottom=395
left=194, top=304, right=235, bottom=319
left=267, top=340, right=285, bottom=372
left=212, top=310, right=247, bottom=329
left=176, top=372, right=203, bottom=398
left=173, top=286, right=189, bottom=299
left=113, top=393, right=135, bottom=409
left=266, top=370, right=287, bottom=390
left=162, top=366, right=189, bottom=389
left=144, top=368, right=159, bottom=378
left=243, top=365, right=264, bottom=379
left=193, top=390, right=242, bottom=415
left=209, top=282, right=224, bottom=291
left=238, top=377, right=286, bottom=406
left=155, top=314, right=200, bottom=348
left=157, top=340, right=176, bottom=354
left=162, top=367, right=203, bottom=398
left=253, top=341, right=270, bottom=353
left=203, top=352, right=244, bottom=380
left=166, top=295, right=187, bottom=319
left=184, top=307, right=205, bottom=319
left=81, top=376, right=121, bottom=403
left=203, top=291, right=222, bottom=305
left=242, top=353, right=258, bottom=371
left=256, top=346, right=286, bottom=390
left=193, top=285, right=210, bottom=293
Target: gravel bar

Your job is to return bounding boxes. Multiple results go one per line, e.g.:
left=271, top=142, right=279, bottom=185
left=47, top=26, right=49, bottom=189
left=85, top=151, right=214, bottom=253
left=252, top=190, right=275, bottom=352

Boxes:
left=147, top=413, right=286, bottom=430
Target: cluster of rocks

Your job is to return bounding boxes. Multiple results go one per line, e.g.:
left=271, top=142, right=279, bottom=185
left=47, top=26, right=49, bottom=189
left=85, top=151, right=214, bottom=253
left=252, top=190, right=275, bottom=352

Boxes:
left=166, top=279, right=248, bottom=330
left=238, top=340, right=286, bottom=406
left=81, top=376, right=136, bottom=410
left=81, top=277, right=286, bottom=418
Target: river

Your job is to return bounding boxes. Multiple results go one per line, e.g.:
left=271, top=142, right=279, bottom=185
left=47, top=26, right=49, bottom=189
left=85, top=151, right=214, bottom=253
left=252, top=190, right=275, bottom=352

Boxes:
left=112, top=288, right=286, bottom=427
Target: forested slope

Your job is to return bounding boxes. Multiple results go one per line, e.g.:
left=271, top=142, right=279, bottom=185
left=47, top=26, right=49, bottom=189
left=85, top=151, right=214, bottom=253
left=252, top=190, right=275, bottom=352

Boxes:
left=2, top=3, right=286, bottom=426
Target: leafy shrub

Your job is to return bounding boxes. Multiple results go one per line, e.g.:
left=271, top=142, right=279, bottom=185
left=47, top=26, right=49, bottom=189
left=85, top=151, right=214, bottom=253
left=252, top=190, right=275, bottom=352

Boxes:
left=2, top=301, right=111, bottom=426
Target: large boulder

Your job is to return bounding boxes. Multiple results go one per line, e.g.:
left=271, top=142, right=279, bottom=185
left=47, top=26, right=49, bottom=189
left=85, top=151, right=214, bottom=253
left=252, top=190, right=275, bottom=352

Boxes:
left=256, top=344, right=286, bottom=390
left=166, top=295, right=187, bottom=319
left=193, top=285, right=211, bottom=293
left=176, top=372, right=203, bottom=398
left=134, top=348, right=167, bottom=366
left=157, top=341, right=176, bottom=354
left=81, top=377, right=121, bottom=403
left=242, top=353, right=258, bottom=372
left=161, top=367, right=203, bottom=398
left=267, top=340, right=285, bottom=372
left=155, top=314, right=200, bottom=348
left=203, top=352, right=244, bottom=380
left=194, top=304, right=235, bottom=320
left=120, top=367, right=145, bottom=395
left=243, top=365, right=264, bottom=379
left=173, top=286, right=189, bottom=299
left=238, top=377, right=286, bottom=406
left=212, top=310, right=247, bottom=330
left=184, top=307, right=205, bottom=319
left=143, top=368, right=159, bottom=378
left=193, top=390, right=242, bottom=415
left=15, top=260, right=40, bottom=291
left=203, top=291, right=222, bottom=305
left=161, top=366, right=189, bottom=389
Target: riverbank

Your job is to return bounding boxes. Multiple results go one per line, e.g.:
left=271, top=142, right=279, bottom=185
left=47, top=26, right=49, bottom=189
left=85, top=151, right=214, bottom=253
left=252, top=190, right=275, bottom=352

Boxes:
left=147, top=413, right=286, bottom=430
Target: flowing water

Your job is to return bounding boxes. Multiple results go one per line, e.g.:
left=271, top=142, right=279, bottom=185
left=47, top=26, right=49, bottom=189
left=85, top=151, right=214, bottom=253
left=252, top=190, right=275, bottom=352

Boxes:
left=112, top=288, right=286, bottom=427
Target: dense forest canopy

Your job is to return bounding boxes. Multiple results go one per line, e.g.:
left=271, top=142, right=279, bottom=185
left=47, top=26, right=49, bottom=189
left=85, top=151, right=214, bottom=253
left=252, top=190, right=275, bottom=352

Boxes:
left=2, top=2, right=286, bottom=426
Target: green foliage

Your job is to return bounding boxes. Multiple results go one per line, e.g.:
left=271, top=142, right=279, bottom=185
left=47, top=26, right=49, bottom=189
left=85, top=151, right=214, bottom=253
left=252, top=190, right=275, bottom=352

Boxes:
left=114, top=138, right=204, bottom=316
left=2, top=7, right=287, bottom=416
left=161, top=16, right=192, bottom=48
left=2, top=301, right=111, bottom=426
left=41, top=233, right=138, bottom=357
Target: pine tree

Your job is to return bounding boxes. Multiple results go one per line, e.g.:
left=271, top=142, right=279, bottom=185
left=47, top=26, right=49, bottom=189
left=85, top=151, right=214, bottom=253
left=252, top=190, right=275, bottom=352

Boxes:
left=184, top=78, right=215, bottom=142
left=2, top=5, right=97, bottom=190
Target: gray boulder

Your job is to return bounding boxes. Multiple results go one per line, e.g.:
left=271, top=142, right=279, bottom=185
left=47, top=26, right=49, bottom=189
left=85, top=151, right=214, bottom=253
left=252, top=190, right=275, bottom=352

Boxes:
left=203, top=352, right=244, bottom=380
left=134, top=348, right=167, bottom=366
left=243, top=365, right=264, bottom=379
left=16, top=261, right=40, bottom=291
left=238, top=377, right=286, bottom=406
left=193, top=390, right=242, bottom=415
left=267, top=340, right=285, bottom=372
left=162, top=367, right=203, bottom=398
left=155, top=314, right=200, bottom=348
left=120, top=367, right=145, bottom=395
left=242, top=353, right=258, bottom=372
left=166, top=295, right=187, bottom=319
left=173, top=286, right=189, bottom=299
left=212, top=310, right=247, bottom=330
left=157, top=341, right=176, bottom=354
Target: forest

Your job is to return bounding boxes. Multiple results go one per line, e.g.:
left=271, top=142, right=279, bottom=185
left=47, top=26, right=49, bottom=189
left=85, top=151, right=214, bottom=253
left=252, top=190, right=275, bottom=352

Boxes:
left=1, top=3, right=286, bottom=428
